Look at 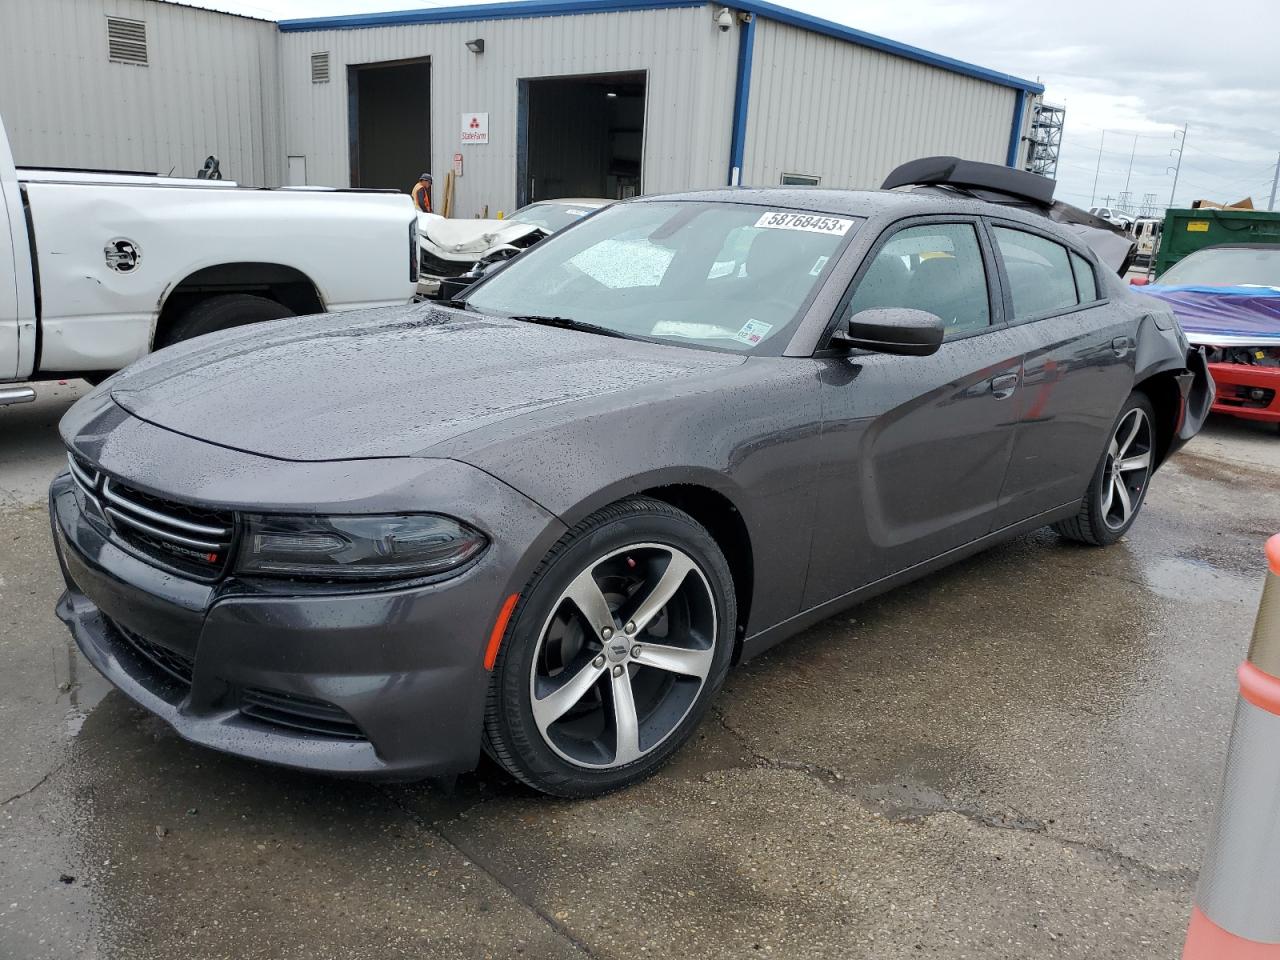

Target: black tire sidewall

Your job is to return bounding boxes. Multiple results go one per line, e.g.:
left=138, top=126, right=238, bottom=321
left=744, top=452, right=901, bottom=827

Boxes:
left=488, top=500, right=736, bottom=797
left=1087, top=392, right=1156, bottom=543
left=161, top=294, right=294, bottom=347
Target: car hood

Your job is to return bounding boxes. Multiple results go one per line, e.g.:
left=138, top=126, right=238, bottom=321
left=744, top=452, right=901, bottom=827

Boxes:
left=108, top=304, right=742, bottom=462
left=417, top=212, right=543, bottom=258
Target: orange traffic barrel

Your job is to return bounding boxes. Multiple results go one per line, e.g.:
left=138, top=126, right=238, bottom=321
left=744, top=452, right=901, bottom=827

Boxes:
left=1183, top=534, right=1280, bottom=958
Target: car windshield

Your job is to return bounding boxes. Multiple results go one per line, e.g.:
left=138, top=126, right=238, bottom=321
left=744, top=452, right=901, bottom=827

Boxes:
left=506, top=201, right=603, bottom=233
left=465, top=201, right=860, bottom=352
left=1159, top=246, right=1280, bottom=287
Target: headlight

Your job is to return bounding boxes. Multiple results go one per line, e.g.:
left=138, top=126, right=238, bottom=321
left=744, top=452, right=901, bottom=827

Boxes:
left=237, top=514, right=487, bottom=581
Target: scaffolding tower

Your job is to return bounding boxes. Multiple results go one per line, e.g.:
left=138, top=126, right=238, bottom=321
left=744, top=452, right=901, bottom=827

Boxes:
left=1023, top=100, right=1065, bottom=179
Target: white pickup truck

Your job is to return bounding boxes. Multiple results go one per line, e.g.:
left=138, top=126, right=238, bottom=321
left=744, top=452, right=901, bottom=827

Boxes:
left=0, top=118, right=417, bottom=406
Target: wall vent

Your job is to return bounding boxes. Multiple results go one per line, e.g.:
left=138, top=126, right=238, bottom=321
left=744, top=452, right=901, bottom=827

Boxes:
left=311, top=52, right=330, bottom=83
left=106, top=16, right=148, bottom=66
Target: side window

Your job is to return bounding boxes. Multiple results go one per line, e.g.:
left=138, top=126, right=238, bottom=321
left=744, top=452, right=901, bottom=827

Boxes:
left=846, top=223, right=991, bottom=337
left=1070, top=251, right=1098, bottom=303
left=992, top=227, right=1079, bottom=319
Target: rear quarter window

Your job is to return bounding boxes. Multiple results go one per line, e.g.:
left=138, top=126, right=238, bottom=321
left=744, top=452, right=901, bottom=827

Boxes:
left=1070, top=251, right=1098, bottom=303
left=993, top=227, right=1080, bottom=319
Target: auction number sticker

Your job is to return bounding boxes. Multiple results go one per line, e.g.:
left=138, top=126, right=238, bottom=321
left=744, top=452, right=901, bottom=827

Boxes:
left=754, top=211, right=854, bottom=236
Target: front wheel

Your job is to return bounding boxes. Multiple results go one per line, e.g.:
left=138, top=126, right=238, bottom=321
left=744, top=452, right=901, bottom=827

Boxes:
left=1053, top=391, right=1156, bottom=546
left=483, top=498, right=736, bottom=797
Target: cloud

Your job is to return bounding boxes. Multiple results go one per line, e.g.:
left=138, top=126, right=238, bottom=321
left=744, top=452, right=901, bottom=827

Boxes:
left=798, top=0, right=1280, bottom=209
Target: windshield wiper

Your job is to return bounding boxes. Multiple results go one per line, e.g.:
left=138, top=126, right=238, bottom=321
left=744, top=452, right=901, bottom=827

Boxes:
left=506, top=314, right=635, bottom=341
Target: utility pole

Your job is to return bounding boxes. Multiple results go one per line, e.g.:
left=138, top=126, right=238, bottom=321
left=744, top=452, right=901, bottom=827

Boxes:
left=1090, top=130, right=1107, bottom=207
left=1269, top=151, right=1279, bottom=212
left=1123, top=133, right=1138, bottom=197
left=1167, top=123, right=1188, bottom=209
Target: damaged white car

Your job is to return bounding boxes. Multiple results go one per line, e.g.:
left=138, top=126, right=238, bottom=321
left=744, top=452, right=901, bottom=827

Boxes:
left=417, top=199, right=610, bottom=297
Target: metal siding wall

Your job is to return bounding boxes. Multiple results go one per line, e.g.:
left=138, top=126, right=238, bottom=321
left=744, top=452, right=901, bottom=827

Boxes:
left=0, top=0, right=282, bottom=185
left=278, top=6, right=739, bottom=215
left=742, top=17, right=1017, bottom=189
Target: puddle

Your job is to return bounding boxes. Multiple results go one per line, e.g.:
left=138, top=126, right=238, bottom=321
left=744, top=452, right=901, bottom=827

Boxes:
left=1137, top=554, right=1262, bottom=603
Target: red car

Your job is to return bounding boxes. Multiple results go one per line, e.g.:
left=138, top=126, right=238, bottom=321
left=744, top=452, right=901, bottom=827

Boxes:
left=1135, top=245, right=1280, bottom=427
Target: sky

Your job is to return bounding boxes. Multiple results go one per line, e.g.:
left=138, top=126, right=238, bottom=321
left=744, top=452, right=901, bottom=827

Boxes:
left=209, top=0, right=1280, bottom=212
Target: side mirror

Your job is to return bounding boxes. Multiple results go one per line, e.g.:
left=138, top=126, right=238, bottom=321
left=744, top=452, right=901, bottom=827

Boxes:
left=1129, top=276, right=1150, bottom=286
left=833, top=308, right=945, bottom=357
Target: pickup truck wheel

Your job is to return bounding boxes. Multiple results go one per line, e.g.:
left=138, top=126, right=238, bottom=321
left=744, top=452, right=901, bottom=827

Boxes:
left=157, top=294, right=294, bottom=348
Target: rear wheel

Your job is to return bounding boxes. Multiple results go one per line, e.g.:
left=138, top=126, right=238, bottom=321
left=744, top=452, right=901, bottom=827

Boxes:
left=1053, top=391, right=1156, bottom=546
left=484, top=497, right=736, bottom=797
left=156, top=293, right=294, bottom=348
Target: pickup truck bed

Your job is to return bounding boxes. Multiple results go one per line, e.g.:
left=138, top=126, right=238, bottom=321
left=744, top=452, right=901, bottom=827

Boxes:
left=2, top=118, right=417, bottom=392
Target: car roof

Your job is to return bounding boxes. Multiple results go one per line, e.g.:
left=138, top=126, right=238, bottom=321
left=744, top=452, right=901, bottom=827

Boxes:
left=527, top=198, right=612, bottom=207
left=1182, top=243, right=1280, bottom=254
left=635, top=186, right=1068, bottom=233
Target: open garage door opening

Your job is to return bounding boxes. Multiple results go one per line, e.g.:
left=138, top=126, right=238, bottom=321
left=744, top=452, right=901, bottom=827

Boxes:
left=349, top=58, right=430, bottom=192
left=518, top=71, right=645, bottom=207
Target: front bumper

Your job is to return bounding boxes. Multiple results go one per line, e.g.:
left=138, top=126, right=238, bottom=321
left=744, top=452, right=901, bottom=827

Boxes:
left=48, top=432, right=563, bottom=779
left=1207, top=361, right=1280, bottom=424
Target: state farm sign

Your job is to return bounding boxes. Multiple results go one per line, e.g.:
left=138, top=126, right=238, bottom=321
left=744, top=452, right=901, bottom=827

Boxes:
left=461, top=112, right=489, bottom=145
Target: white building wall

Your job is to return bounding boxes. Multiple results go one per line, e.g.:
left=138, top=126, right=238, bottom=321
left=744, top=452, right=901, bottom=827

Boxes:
left=278, top=6, right=740, bottom=217
left=741, top=17, right=1018, bottom=189
left=0, top=0, right=283, bottom=185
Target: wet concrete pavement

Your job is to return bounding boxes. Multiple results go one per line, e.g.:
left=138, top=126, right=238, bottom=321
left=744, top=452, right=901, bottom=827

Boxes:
left=3, top=381, right=1279, bottom=959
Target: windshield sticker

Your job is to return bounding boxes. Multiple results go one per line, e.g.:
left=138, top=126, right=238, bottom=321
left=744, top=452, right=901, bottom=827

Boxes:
left=734, top=319, right=773, bottom=346
left=754, top=212, right=855, bottom=236
left=809, top=255, right=830, bottom=277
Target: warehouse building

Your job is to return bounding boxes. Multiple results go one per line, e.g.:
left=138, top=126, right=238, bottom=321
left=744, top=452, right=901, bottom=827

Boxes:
left=0, top=0, right=1045, bottom=218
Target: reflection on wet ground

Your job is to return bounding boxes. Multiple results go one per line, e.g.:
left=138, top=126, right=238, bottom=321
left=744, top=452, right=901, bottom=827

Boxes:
left=3, top=387, right=1279, bottom=958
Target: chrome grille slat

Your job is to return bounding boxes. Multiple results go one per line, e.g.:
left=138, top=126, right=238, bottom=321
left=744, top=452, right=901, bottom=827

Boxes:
left=104, top=507, right=226, bottom=552
left=67, top=454, right=100, bottom=495
left=102, top=479, right=230, bottom=537
left=65, top=451, right=235, bottom=579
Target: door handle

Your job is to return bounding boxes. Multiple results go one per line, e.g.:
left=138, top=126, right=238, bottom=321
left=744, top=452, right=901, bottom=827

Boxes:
left=1112, top=336, right=1135, bottom=357
left=989, top=372, right=1019, bottom=400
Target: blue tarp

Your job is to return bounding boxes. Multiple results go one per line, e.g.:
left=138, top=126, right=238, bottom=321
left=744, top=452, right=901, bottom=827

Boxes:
left=1135, top=284, right=1280, bottom=342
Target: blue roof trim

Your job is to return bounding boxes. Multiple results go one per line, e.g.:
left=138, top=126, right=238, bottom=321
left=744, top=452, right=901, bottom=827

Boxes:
left=278, top=0, right=1046, bottom=95
left=278, top=0, right=702, bottom=32
left=736, top=1, right=1043, bottom=94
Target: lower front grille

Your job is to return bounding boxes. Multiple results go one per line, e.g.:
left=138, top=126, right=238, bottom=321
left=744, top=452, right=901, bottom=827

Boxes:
left=239, top=687, right=366, bottom=740
left=1220, top=384, right=1276, bottom=409
left=110, top=620, right=195, bottom=690
left=419, top=248, right=473, bottom=278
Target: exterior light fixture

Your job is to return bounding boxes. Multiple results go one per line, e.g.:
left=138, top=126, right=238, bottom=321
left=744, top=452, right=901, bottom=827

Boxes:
left=606, top=91, right=618, bottom=98
left=465, top=38, right=484, bottom=54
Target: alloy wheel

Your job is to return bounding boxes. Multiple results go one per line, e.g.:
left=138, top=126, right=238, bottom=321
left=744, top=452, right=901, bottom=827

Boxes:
left=528, top=543, right=717, bottom=769
left=1101, top=407, right=1153, bottom=530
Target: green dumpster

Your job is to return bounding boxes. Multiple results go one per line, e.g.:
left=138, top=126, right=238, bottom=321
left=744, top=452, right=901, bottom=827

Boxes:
left=1153, top=208, right=1280, bottom=279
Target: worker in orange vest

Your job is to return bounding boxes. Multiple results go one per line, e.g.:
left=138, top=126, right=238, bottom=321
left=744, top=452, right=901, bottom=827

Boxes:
left=411, top=173, right=433, bottom=214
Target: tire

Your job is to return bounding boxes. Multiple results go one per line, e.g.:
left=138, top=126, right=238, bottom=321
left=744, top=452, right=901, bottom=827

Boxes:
left=483, top=497, right=737, bottom=798
left=1053, top=391, right=1157, bottom=546
left=156, top=293, right=294, bottom=348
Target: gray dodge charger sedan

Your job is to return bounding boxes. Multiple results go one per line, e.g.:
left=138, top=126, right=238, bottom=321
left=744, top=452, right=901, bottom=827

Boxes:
left=50, top=159, right=1212, bottom=797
